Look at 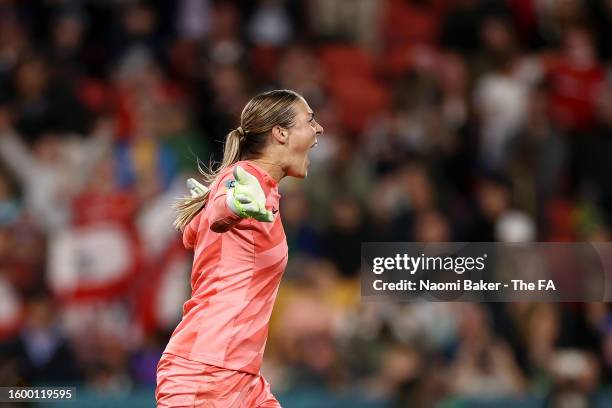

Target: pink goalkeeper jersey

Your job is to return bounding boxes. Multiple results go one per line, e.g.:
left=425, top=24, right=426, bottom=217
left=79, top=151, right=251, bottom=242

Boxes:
left=163, top=161, right=288, bottom=375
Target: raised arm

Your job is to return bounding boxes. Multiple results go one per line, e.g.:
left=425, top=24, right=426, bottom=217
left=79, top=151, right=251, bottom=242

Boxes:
left=209, top=165, right=274, bottom=233
left=0, top=130, right=40, bottom=183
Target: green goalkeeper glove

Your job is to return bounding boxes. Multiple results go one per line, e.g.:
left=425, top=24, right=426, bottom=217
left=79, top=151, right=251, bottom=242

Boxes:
left=226, top=165, right=274, bottom=222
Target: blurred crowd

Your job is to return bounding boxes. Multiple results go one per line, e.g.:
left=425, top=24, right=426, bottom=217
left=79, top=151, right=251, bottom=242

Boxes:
left=1, top=0, right=612, bottom=406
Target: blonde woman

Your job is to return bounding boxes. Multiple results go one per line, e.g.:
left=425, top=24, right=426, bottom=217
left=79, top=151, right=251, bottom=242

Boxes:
left=156, top=90, right=323, bottom=407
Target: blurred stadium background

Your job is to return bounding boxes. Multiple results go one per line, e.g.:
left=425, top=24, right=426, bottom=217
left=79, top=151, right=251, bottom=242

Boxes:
left=1, top=0, right=612, bottom=406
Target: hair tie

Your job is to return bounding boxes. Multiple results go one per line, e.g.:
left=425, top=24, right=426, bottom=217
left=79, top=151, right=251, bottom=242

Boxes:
left=237, top=126, right=245, bottom=136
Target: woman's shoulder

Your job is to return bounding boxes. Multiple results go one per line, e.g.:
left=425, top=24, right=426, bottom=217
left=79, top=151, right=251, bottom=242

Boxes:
left=210, top=160, right=274, bottom=193
left=220, top=161, right=262, bottom=184
left=234, top=160, right=277, bottom=189
left=234, top=160, right=259, bottom=173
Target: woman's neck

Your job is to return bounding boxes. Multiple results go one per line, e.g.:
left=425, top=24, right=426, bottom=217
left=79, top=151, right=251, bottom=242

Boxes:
left=249, top=158, right=286, bottom=183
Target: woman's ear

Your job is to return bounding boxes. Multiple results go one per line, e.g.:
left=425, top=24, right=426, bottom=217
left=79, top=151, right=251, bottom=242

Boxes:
left=271, top=125, right=288, bottom=145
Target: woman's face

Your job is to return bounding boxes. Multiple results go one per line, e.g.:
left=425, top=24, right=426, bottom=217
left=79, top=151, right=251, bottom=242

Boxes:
left=285, top=98, right=323, bottom=178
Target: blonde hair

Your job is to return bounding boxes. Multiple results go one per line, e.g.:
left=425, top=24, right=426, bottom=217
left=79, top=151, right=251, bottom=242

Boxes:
left=174, top=89, right=303, bottom=231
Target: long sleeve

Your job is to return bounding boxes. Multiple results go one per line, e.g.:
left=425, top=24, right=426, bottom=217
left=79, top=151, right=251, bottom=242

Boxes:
left=208, top=188, right=244, bottom=233
left=207, top=171, right=245, bottom=233
left=182, top=189, right=243, bottom=248
left=181, top=173, right=244, bottom=249
left=182, top=173, right=245, bottom=247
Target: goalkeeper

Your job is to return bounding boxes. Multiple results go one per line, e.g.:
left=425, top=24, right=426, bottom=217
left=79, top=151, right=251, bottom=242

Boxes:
left=156, top=90, right=323, bottom=407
